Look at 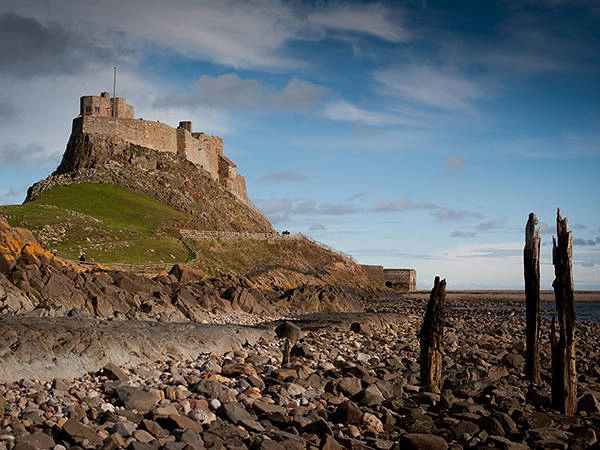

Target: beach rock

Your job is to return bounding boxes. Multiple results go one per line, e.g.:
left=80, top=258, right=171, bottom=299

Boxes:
left=168, top=264, right=205, bottom=284
left=487, top=435, right=529, bottom=450
left=400, top=433, right=449, bottom=450
left=221, top=361, right=257, bottom=378
left=361, top=412, right=384, bottom=434
left=578, top=391, right=600, bottom=413
left=354, top=384, right=385, bottom=406
left=332, top=400, right=363, bottom=424
left=275, top=321, right=303, bottom=342
left=502, top=353, right=525, bottom=370
left=450, top=419, right=480, bottom=441
left=15, top=431, right=56, bottom=449
left=60, top=418, right=103, bottom=447
left=102, top=363, right=129, bottom=381
left=188, top=408, right=216, bottom=425
left=321, top=434, right=344, bottom=450
left=163, top=414, right=204, bottom=432
left=117, top=386, right=157, bottom=413
left=399, top=411, right=435, bottom=433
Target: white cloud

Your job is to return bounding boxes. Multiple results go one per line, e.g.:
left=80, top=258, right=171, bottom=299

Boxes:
left=260, top=171, right=307, bottom=182
left=156, top=74, right=331, bottom=113
left=307, top=3, right=409, bottom=42
left=374, top=64, right=483, bottom=111
left=321, top=100, right=421, bottom=127
left=3, top=1, right=407, bottom=71
left=477, top=218, right=508, bottom=231
left=451, top=231, right=478, bottom=238
left=445, top=155, right=466, bottom=173
left=372, top=197, right=438, bottom=212
left=434, top=208, right=483, bottom=222
left=318, top=203, right=360, bottom=216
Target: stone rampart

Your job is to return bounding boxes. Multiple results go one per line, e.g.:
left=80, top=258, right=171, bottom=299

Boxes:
left=194, top=133, right=222, bottom=180
left=225, top=175, right=248, bottom=203
left=80, top=116, right=177, bottom=154
left=384, top=269, right=416, bottom=292
left=360, top=265, right=385, bottom=284
left=178, top=129, right=219, bottom=179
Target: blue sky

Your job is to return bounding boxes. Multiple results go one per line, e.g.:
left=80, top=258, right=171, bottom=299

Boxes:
left=0, top=0, right=599, bottom=289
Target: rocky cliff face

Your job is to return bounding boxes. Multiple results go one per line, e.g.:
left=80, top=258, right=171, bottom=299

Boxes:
left=27, top=133, right=273, bottom=233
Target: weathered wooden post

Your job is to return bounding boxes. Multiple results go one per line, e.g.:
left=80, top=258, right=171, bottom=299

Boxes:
left=419, top=276, right=446, bottom=393
left=524, top=212, right=541, bottom=385
left=551, top=208, right=577, bottom=416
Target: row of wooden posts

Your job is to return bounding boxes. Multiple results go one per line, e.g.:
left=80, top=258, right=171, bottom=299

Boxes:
left=419, top=209, right=577, bottom=416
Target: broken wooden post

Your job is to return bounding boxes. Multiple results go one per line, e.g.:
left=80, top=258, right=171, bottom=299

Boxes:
left=419, top=276, right=447, bottom=393
left=524, top=212, right=541, bottom=385
left=551, top=208, right=577, bottom=416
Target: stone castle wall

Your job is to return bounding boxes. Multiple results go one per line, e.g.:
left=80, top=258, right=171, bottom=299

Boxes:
left=79, top=116, right=178, bottom=155
left=225, top=175, right=248, bottom=203
left=73, top=94, right=247, bottom=204
left=194, top=133, right=222, bottom=180
left=360, top=265, right=385, bottom=284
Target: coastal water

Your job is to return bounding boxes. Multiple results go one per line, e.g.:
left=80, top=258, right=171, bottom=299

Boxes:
left=542, top=302, right=600, bottom=323
left=454, top=302, right=600, bottom=323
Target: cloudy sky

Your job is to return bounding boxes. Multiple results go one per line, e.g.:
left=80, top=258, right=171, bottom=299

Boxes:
left=1, top=0, right=599, bottom=289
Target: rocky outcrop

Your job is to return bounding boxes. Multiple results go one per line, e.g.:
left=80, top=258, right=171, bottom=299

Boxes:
left=0, top=217, right=365, bottom=320
left=27, top=134, right=273, bottom=233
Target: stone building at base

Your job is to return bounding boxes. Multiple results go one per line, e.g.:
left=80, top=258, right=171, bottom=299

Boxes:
left=384, top=268, right=417, bottom=291
left=75, top=92, right=247, bottom=203
left=360, top=265, right=417, bottom=291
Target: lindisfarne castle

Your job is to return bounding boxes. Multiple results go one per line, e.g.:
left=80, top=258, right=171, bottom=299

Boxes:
left=74, top=91, right=248, bottom=203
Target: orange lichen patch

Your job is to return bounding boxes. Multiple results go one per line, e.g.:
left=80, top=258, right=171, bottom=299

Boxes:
left=0, top=216, right=85, bottom=274
left=0, top=221, right=23, bottom=273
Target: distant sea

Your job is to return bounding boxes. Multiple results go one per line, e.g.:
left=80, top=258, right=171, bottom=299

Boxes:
left=542, top=302, right=600, bottom=323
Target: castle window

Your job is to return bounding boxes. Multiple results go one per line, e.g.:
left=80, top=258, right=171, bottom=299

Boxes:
left=94, top=107, right=100, bottom=113
left=85, top=106, right=91, bottom=113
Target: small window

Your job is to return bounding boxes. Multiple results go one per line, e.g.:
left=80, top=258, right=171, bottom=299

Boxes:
left=94, top=107, right=100, bottom=113
left=85, top=106, right=91, bottom=113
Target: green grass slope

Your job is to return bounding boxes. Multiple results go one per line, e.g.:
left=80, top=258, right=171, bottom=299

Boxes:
left=0, top=183, right=198, bottom=264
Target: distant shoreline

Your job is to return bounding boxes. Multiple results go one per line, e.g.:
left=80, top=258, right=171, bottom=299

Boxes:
left=404, top=290, right=600, bottom=303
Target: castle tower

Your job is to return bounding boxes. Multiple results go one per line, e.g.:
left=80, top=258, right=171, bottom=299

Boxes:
left=80, top=92, right=134, bottom=119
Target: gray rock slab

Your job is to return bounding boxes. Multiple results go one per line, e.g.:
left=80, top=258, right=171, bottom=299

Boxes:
left=0, top=317, right=273, bottom=383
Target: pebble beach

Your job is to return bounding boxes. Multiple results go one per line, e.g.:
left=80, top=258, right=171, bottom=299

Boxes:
left=1, top=292, right=600, bottom=450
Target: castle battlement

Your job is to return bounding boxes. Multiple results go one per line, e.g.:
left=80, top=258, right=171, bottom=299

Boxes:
left=75, top=93, right=247, bottom=203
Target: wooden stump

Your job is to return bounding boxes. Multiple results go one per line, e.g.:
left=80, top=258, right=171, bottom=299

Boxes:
left=524, top=212, right=541, bottom=385
left=419, top=276, right=446, bottom=393
left=551, top=208, right=577, bottom=416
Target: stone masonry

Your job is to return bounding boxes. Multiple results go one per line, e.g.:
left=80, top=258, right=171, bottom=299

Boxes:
left=360, top=265, right=417, bottom=292
left=76, top=92, right=247, bottom=203
left=384, top=268, right=417, bottom=291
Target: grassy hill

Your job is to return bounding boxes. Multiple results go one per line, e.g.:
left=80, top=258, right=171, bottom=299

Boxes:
left=0, top=183, right=197, bottom=264
left=1, top=183, right=370, bottom=287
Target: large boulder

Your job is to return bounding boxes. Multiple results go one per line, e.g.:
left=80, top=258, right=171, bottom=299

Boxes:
left=278, top=284, right=363, bottom=313
left=169, top=263, right=206, bottom=284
